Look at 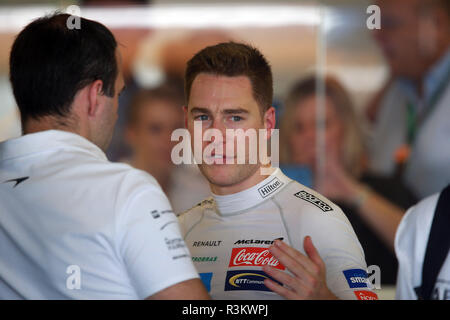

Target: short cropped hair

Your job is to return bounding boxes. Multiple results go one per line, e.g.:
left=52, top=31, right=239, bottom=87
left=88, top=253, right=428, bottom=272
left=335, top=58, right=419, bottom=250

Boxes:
left=184, top=42, right=273, bottom=114
left=9, top=12, right=118, bottom=125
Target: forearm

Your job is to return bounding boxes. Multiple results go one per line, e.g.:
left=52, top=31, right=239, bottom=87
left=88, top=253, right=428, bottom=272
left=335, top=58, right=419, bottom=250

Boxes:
left=351, top=184, right=404, bottom=251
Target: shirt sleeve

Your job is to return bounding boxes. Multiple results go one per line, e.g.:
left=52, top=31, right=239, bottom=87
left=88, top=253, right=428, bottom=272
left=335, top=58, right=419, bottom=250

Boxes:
left=116, top=186, right=199, bottom=299
left=302, top=208, right=379, bottom=300
left=394, top=206, right=418, bottom=299
left=394, top=193, right=440, bottom=300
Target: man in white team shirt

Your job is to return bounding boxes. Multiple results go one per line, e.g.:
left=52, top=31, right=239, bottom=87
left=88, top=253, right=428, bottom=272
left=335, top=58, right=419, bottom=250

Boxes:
left=395, top=185, right=450, bottom=300
left=0, top=13, right=208, bottom=299
left=178, top=42, right=377, bottom=300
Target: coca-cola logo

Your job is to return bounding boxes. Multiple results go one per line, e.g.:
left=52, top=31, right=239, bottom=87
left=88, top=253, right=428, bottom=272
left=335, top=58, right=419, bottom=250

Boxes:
left=228, top=247, right=285, bottom=270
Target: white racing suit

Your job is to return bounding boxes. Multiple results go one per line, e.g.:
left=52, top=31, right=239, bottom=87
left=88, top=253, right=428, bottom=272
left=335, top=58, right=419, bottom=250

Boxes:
left=178, top=168, right=378, bottom=300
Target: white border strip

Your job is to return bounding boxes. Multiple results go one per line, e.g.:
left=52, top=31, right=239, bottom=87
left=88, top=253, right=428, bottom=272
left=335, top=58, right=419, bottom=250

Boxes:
left=0, top=4, right=320, bottom=32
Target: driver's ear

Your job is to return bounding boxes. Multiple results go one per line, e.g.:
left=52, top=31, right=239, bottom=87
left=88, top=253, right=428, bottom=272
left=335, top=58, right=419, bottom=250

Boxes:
left=87, top=80, right=104, bottom=117
left=264, top=106, right=276, bottom=139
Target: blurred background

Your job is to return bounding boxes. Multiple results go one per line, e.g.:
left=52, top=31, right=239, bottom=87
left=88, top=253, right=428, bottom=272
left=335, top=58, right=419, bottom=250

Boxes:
left=1, top=0, right=449, bottom=300
left=0, top=0, right=386, bottom=143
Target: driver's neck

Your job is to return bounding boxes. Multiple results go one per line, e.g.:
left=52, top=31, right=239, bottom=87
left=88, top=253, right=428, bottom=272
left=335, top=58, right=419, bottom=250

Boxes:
left=210, top=164, right=275, bottom=196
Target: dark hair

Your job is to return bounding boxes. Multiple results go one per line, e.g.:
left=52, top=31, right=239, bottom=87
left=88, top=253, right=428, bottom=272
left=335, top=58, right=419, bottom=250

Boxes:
left=9, top=12, right=118, bottom=125
left=127, top=84, right=184, bottom=126
left=184, top=42, right=273, bottom=114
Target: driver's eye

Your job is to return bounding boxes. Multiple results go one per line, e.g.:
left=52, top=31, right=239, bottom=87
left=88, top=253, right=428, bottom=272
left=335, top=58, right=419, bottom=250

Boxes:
left=195, top=115, right=209, bottom=121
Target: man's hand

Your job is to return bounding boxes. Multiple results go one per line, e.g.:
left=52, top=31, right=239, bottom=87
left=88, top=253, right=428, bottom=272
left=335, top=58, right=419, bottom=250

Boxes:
left=315, top=155, right=360, bottom=204
left=263, top=236, right=338, bottom=300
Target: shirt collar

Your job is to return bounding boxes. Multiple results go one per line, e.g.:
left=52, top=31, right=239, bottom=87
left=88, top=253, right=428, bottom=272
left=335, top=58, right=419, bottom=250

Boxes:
left=398, top=47, right=450, bottom=106
left=424, top=47, right=450, bottom=103
left=212, top=167, right=291, bottom=216
left=0, top=129, right=107, bottom=162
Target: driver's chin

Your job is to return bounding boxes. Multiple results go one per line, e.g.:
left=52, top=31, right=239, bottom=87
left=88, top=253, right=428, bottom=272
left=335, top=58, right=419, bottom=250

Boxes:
left=200, top=163, right=258, bottom=188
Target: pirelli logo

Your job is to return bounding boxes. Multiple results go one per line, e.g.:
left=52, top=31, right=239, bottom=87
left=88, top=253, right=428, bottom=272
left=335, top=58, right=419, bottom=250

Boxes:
left=258, top=177, right=284, bottom=198
left=294, top=190, right=333, bottom=212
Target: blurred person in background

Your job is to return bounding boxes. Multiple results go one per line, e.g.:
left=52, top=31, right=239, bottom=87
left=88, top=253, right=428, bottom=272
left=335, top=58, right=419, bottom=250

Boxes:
left=124, top=85, right=210, bottom=214
left=280, top=76, right=417, bottom=284
left=0, top=78, right=21, bottom=141
left=367, top=0, right=450, bottom=199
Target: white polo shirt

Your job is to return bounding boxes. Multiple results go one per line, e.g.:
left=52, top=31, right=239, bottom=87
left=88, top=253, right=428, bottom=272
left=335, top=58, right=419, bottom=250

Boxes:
left=0, top=130, right=198, bottom=299
left=395, top=192, right=450, bottom=300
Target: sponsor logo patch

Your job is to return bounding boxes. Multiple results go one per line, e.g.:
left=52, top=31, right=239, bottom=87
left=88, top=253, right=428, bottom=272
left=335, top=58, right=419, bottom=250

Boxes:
left=354, top=290, right=378, bottom=300
left=343, top=269, right=369, bottom=288
left=233, top=238, right=283, bottom=246
left=199, top=272, right=213, bottom=292
left=224, top=270, right=281, bottom=292
left=164, top=237, right=186, bottom=251
left=150, top=209, right=173, bottom=219
left=258, top=177, right=284, bottom=198
left=3, top=176, right=29, bottom=188
left=192, top=240, right=222, bottom=247
left=192, top=256, right=218, bottom=263
left=229, top=247, right=285, bottom=270
left=294, top=190, right=333, bottom=212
